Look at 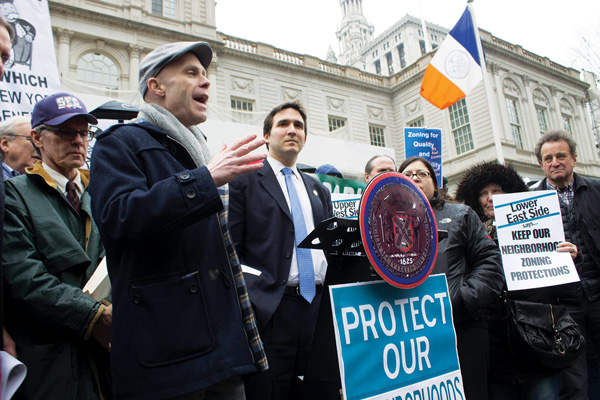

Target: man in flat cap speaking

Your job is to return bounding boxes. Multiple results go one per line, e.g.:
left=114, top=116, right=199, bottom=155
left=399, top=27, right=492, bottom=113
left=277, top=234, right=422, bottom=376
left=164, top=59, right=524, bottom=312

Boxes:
left=89, top=42, right=268, bottom=400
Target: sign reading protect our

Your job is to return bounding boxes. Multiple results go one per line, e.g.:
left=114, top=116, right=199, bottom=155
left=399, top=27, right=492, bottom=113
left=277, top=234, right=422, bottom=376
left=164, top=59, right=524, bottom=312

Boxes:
left=493, top=190, right=579, bottom=291
left=330, top=275, right=464, bottom=400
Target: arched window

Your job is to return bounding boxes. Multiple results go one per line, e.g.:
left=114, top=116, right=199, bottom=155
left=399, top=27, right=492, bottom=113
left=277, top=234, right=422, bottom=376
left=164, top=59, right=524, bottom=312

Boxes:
left=503, top=78, right=525, bottom=149
left=533, top=89, right=550, bottom=134
left=76, top=53, right=119, bottom=90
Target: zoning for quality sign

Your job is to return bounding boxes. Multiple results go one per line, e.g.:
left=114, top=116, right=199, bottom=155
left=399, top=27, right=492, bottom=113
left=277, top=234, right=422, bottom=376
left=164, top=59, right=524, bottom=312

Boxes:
left=329, top=275, right=464, bottom=400
left=493, top=190, right=579, bottom=291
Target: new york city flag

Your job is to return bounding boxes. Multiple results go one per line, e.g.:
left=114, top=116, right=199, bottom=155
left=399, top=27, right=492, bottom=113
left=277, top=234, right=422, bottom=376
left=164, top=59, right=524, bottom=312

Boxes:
left=420, top=7, right=482, bottom=109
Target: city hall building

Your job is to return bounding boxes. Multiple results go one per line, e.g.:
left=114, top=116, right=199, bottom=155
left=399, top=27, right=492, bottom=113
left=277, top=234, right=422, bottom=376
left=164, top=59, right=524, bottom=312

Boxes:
left=36, top=0, right=600, bottom=183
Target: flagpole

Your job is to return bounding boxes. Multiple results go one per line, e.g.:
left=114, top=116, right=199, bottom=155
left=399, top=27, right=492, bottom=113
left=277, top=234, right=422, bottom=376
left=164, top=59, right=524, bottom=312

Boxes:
left=468, top=0, right=505, bottom=164
left=419, top=0, right=431, bottom=52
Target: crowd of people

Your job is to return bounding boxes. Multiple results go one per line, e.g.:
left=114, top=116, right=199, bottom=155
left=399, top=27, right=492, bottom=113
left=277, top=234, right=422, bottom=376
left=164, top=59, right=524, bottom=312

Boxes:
left=1, top=17, right=600, bottom=400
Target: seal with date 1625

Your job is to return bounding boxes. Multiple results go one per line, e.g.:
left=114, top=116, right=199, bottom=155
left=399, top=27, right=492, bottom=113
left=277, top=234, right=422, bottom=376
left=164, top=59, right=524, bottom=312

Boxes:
left=359, top=172, right=438, bottom=288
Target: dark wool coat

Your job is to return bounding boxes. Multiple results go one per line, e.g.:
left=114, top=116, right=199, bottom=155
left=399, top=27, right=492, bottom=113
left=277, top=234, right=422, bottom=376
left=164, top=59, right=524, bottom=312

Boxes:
left=89, top=122, right=259, bottom=400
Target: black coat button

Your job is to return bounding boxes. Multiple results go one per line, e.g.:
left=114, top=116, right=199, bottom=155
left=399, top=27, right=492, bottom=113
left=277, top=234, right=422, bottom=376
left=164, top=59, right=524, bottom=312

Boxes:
left=180, top=173, right=190, bottom=180
left=186, top=189, right=196, bottom=198
left=285, top=252, right=291, bottom=259
left=132, top=294, right=141, bottom=304
left=189, top=283, right=198, bottom=293
left=280, top=280, right=287, bottom=286
left=289, top=229, right=294, bottom=236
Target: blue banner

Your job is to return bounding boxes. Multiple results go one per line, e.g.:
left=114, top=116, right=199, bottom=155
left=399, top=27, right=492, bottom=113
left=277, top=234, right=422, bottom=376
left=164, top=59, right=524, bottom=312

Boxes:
left=404, top=128, right=442, bottom=188
left=330, top=275, right=463, bottom=400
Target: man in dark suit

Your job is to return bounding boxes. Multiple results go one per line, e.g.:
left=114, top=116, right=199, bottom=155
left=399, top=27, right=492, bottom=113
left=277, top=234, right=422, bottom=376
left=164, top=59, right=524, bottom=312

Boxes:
left=229, top=102, right=333, bottom=399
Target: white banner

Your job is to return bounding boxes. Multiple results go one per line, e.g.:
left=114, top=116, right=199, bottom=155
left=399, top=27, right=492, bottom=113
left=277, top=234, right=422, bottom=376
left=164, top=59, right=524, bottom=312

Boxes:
left=0, top=0, right=61, bottom=121
left=493, top=191, right=579, bottom=291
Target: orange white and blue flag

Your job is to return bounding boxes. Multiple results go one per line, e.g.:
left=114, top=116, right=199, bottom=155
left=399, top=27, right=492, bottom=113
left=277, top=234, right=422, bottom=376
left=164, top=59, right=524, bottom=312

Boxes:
left=420, top=7, right=482, bottom=109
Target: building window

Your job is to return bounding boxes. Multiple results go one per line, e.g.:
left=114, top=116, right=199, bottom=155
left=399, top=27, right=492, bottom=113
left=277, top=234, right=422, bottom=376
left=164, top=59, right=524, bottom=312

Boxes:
left=409, top=117, right=425, bottom=128
left=431, top=34, right=438, bottom=41
left=418, top=30, right=423, bottom=36
left=328, top=116, right=346, bottom=132
left=374, top=60, right=381, bottom=75
left=152, top=0, right=175, bottom=18
left=419, top=40, right=426, bottom=56
left=385, top=52, right=393, bottom=75
left=397, top=44, right=406, bottom=69
left=231, top=98, right=254, bottom=124
left=536, top=107, right=548, bottom=134
left=369, top=124, right=386, bottom=147
left=448, top=98, right=474, bottom=155
left=563, top=115, right=574, bottom=134
left=506, top=98, right=524, bottom=149
left=76, top=53, right=119, bottom=90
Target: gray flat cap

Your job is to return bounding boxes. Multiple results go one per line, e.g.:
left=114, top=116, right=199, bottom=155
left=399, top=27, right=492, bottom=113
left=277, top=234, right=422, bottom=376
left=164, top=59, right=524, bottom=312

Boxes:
left=139, top=41, right=212, bottom=98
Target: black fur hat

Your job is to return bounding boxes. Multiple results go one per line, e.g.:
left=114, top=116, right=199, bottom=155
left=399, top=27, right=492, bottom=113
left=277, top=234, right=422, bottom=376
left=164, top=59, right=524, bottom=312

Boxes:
left=455, top=161, right=529, bottom=220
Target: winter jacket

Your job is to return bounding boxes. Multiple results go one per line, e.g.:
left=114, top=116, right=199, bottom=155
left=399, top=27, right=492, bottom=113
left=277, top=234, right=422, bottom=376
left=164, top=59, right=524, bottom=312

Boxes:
left=88, top=122, right=259, bottom=400
left=3, top=162, right=110, bottom=400
left=432, top=202, right=505, bottom=325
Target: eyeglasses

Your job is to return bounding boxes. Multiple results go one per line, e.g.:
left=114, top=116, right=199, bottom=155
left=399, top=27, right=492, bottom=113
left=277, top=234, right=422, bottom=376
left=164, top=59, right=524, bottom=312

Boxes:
left=44, top=127, right=98, bottom=142
left=402, top=170, right=431, bottom=179
left=7, top=134, right=32, bottom=141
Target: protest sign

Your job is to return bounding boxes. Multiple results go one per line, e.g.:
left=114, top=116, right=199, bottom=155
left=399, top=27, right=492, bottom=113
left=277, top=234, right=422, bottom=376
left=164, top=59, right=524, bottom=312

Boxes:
left=493, top=191, right=579, bottom=291
left=316, top=174, right=365, bottom=219
left=404, top=128, right=442, bottom=187
left=0, top=0, right=61, bottom=121
left=330, top=275, right=463, bottom=400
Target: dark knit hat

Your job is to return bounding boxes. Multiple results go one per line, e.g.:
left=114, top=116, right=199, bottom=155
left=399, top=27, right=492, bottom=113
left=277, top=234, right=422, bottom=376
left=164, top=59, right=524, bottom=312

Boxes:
left=455, top=161, right=529, bottom=220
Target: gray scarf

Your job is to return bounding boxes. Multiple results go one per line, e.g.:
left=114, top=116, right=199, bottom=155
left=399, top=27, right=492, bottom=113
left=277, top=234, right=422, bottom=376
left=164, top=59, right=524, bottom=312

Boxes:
left=138, top=102, right=211, bottom=167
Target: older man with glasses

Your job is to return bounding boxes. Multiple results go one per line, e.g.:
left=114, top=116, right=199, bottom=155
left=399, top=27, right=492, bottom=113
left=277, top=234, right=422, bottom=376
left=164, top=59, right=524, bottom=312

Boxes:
left=0, top=116, right=39, bottom=180
left=2, top=92, right=112, bottom=399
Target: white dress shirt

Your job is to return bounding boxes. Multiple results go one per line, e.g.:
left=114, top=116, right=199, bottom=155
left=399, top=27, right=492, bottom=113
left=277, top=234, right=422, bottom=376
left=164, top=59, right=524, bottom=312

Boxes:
left=267, top=157, right=328, bottom=285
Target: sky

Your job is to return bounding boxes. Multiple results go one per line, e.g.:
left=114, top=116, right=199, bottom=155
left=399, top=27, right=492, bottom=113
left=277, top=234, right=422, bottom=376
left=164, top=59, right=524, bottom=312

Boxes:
left=215, top=0, right=600, bottom=71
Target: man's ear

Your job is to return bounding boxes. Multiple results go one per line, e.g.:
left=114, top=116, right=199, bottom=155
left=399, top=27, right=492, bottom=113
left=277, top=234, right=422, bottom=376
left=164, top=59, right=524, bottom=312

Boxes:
left=146, top=77, right=165, bottom=97
left=0, top=135, right=9, bottom=153
left=30, top=129, right=43, bottom=149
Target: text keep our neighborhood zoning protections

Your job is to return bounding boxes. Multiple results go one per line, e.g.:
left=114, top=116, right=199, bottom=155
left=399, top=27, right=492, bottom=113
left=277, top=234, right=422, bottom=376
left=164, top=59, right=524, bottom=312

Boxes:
left=493, top=190, right=579, bottom=291
left=329, top=275, right=464, bottom=400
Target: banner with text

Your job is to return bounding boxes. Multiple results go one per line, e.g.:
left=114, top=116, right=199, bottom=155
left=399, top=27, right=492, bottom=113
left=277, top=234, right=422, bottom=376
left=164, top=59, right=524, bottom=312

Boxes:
left=0, top=0, right=61, bottom=121
left=330, top=275, right=463, bottom=400
left=404, top=128, right=442, bottom=187
left=317, top=174, right=365, bottom=219
left=493, top=191, right=579, bottom=291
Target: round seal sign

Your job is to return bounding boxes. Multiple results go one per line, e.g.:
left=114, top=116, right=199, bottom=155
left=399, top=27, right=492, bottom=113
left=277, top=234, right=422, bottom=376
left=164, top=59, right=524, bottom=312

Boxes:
left=359, top=172, right=438, bottom=288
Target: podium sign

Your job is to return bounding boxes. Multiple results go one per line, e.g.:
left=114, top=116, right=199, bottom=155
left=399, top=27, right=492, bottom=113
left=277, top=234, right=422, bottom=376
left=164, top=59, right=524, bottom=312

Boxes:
left=330, top=275, right=464, bottom=400
left=360, top=172, right=438, bottom=288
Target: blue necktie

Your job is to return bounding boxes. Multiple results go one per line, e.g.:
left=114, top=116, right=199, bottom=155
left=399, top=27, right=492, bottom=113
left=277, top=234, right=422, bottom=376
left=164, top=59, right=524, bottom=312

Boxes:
left=282, top=167, right=315, bottom=303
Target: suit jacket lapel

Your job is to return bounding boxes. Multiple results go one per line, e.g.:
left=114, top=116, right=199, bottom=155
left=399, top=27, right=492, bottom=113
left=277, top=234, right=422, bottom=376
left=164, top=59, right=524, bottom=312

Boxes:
left=300, top=170, right=323, bottom=226
left=258, top=160, right=292, bottom=220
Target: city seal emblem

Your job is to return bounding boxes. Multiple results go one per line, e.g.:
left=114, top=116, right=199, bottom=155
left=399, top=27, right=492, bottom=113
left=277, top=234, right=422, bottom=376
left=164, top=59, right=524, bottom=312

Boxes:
left=359, top=172, right=438, bottom=288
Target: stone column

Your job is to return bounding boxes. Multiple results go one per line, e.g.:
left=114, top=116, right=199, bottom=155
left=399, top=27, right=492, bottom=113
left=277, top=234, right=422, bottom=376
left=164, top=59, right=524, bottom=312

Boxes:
left=128, top=44, right=141, bottom=92
left=207, top=52, right=218, bottom=116
left=56, top=29, right=74, bottom=78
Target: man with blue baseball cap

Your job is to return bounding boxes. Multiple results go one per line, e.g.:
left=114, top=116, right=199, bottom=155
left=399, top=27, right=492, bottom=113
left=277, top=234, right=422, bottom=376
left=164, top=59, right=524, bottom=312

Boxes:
left=89, top=41, right=268, bottom=399
left=3, top=92, right=112, bottom=399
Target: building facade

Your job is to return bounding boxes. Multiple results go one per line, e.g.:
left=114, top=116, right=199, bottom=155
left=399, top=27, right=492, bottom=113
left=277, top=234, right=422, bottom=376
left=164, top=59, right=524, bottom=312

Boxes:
left=47, top=0, right=600, bottom=185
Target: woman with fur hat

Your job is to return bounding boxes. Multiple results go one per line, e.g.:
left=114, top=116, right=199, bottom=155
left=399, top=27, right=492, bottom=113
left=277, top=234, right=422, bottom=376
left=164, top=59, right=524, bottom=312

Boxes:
left=456, top=161, right=577, bottom=400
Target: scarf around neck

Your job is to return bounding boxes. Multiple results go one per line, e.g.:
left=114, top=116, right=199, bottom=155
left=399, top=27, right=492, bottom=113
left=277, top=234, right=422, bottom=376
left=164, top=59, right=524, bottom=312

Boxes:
left=138, top=102, right=211, bottom=167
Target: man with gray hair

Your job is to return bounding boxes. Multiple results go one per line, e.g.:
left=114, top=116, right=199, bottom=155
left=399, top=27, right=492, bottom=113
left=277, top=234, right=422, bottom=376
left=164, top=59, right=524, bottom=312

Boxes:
left=0, top=116, right=38, bottom=179
left=534, top=129, right=600, bottom=399
left=89, top=41, right=268, bottom=399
